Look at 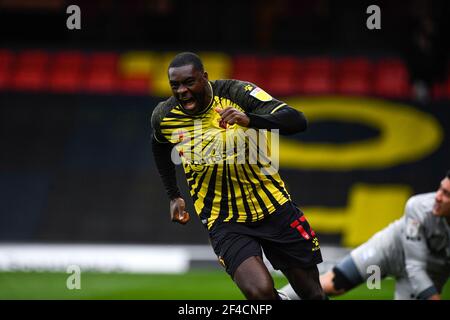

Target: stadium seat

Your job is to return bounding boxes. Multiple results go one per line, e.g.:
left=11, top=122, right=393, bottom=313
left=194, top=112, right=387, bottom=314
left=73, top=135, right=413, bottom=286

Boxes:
left=444, top=79, right=450, bottom=100
left=232, top=55, right=265, bottom=86
left=84, top=52, right=119, bottom=93
left=11, top=50, right=49, bottom=91
left=119, top=51, right=155, bottom=95
left=120, top=76, right=152, bottom=95
left=11, top=68, right=48, bottom=91
left=432, top=77, right=450, bottom=100
left=0, top=49, right=14, bottom=68
left=432, top=82, right=445, bottom=100
left=265, top=56, right=299, bottom=96
left=85, top=71, right=118, bottom=93
left=199, top=52, right=232, bottom=81
left=297, top=57, right=335, bottom=95
left=0, top=49, right=14, bottom=90
left=16, top=50, right=48, bottom=68
left=88, top=52, right=118, bottom=70
left=432, top=62, right=450, bottom=100
left=151, top=52, right=177, bottom=97
left=48, top=51, right=85, bottom=93
left=336, top=58, right=372, bottom=96
left=120, top=51, right=156, bottom=76
left=373, top=58, right=411, bottom=99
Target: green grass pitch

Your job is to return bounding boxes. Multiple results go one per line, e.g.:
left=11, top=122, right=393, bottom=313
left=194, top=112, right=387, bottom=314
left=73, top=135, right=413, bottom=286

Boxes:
left=0, top=270, right=448, bottom=300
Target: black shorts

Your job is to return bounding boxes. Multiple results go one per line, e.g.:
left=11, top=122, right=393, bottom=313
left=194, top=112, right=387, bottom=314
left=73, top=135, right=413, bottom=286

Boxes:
left=208, top=201, right=323, bottom=277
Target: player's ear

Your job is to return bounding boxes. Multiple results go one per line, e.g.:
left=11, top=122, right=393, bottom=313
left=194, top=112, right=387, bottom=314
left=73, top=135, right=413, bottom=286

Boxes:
left=203, top=71, right=209, bottom=81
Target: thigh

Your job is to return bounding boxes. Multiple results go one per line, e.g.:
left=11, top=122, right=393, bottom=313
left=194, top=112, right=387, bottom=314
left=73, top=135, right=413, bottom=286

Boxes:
left=281, top=265, right=325, bottom=300
left=259, top=202, right=322, bottom=270
left=233, top=255, right=278, bottom=300
left=209, top=224, right=263, bottom=278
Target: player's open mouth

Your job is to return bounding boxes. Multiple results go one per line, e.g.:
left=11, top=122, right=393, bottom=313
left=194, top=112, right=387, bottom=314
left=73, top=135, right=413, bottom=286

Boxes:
left=180, top=97, right=196, bottom=110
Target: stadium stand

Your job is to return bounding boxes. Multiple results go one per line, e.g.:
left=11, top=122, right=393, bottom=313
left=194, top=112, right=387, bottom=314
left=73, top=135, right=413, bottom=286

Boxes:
left=0, top=48, right=449, bottom=100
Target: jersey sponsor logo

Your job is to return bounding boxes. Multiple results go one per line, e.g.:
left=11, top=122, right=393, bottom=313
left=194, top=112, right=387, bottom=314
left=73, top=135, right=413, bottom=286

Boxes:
left=406, top=218, right=421, bottom=241
left=250, top=87, right=272, bottom=102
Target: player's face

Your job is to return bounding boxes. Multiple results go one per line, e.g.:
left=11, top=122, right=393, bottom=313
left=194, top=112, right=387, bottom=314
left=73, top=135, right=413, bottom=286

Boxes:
left=433, top=177, right=450, bottom=216
left=168, top=64, right=210, bottom=113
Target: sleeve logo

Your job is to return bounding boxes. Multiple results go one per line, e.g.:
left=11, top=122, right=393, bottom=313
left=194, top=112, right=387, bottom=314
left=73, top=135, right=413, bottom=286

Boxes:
left=250, top=87, right=272, bottom=102
left=405, top=218, right=421, bottom=240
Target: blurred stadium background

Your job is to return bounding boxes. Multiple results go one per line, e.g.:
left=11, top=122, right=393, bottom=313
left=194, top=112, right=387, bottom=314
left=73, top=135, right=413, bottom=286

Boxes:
left=0, top=0, right=449, bottom=299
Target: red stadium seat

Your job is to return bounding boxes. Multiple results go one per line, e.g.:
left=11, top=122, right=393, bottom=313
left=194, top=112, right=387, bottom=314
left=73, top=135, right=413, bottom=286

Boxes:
left=49, top=70, right=83, bottom=93
left=336, top=58, right=372, bottom=96
left=444, top=79, right=450, bottom=99
left=233, top=55, right=262, bottom=72
left=432, top=63, right=450, bottom=100
left=0, top=49, right=14, bottom=90
left=89, top=52, right=118, bottom=70
left=265, top=56, right=299, bottom=96
left=0, top=49, right=14, bottom=70
left=16, top=50, right=48, bottom=68
left=120, top=76, right=151, bottom=95
left=232, top=55, right=265, bottom=86
left=432, top=77, right=450, bottom=100
left=84, top=71, right=118, bottom=93
left=49, top=51, right=85, bottom=93
left=53, top=51, right=84, bottom=69
left=373, top=58, right=411, bottom=99
left=84, top=52, right=119, bottom=93
left=431, top=83, right=443, bottom=100
left=11, top=67, right=47, bottom=91
left=297, top=57, right=335, bottom=95
left=11, top=50, right=49, bottom=91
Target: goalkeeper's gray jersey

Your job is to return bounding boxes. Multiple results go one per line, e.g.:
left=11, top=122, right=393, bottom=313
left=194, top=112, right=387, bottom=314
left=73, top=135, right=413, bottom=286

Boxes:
left=351, top=192, right=450, bottom=297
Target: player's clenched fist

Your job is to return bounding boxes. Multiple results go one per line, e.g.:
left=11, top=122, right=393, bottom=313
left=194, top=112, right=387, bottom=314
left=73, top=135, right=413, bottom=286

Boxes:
left=170, top=197, right=190, bottom=224
left=215, top=107, right=250, bottom=127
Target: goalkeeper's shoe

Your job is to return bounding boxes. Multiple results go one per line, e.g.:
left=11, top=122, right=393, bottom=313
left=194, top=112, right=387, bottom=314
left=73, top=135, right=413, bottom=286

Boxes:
left=277, top=290, right=291, bottom=300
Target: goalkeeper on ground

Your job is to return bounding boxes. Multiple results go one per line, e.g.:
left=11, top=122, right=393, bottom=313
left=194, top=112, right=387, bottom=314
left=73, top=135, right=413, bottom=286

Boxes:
left=280, top=170, right=450, bottom=300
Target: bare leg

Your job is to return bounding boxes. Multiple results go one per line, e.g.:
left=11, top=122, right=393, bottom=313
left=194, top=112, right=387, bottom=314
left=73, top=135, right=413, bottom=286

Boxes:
left=233, top=256, right=278, bottom=300
left=281, top=265, right=327, bottom=300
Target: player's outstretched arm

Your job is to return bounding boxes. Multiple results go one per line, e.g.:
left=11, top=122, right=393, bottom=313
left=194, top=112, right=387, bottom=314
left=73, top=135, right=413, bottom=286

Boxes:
left=215, top=105, right=307, bottom=135
left=245, top=105, right=307, bottom=135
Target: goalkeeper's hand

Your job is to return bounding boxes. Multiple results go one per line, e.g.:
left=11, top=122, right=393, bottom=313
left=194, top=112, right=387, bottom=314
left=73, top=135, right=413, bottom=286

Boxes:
left=170, top=197, right=190, bottom=225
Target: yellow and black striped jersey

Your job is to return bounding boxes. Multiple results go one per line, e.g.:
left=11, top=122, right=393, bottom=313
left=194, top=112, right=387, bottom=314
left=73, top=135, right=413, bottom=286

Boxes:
left=151, top=79, right=292, bottom=229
